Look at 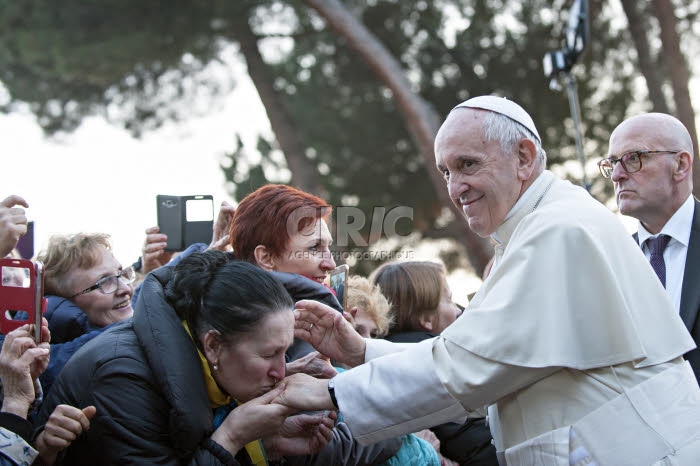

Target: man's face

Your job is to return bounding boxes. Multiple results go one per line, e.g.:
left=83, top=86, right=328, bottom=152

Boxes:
left=609, top=121, right=676, bottom=226
left=69, top=249, right=134, bottom=327
left=435, top=109, right=523, bottom=237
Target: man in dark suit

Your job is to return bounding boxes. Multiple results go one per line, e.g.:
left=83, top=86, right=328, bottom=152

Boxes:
left=599, top=112, right=700, bottom=383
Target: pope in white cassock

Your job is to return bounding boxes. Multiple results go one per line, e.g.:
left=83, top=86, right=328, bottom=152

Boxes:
left=277, top=96, right=700, bottom=465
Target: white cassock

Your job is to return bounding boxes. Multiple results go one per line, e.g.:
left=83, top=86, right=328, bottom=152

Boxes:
left=333, top=171, right=700, bottom=465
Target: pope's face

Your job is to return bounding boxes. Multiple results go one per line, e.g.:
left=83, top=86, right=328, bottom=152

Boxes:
left=435, top=109, right=523, bottom=237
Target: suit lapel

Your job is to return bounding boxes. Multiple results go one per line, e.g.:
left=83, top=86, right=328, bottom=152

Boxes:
left=680, top=198, right=700, bottom=331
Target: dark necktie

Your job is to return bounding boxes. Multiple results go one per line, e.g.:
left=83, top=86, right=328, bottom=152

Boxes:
left=646, top=234, right=671, bottom=288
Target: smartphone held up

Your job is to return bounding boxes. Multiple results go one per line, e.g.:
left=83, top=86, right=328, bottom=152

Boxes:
left=0, top=258, right=45, bottom=341
left=156, top=195, right=214, bottom=252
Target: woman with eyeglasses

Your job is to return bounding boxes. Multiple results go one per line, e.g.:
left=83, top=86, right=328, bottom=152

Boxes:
left=39, top=233, right=135, bottom=342
left=36, top=233, right=136, bottom=394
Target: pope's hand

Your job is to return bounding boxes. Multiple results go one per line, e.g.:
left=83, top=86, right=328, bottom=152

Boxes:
left=294, top=299, right=366, bottom=368
left=274, top=373, right=335, bottom=412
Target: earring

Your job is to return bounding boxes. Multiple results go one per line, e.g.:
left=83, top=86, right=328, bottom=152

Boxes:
left=212, top=362, right=218, bottom=371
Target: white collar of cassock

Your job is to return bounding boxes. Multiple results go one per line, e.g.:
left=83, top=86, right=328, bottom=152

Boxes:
left=491, top=170, right=553, bottom=245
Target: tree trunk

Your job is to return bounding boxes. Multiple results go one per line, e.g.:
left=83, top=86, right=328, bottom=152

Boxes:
left=651, top=0, right=700, bottom=194
left=620, top=0, right=669, bottom=113
left=231, top=17, right=326, bottom=197
left=303, top=0, right=493, bottom=274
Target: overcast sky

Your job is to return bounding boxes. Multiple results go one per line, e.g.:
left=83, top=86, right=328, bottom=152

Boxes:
left=1, top=66, right=270, bottom=264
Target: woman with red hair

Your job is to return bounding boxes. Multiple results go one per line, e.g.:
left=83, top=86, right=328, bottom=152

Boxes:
left=229, top=184, right=336, bottom=283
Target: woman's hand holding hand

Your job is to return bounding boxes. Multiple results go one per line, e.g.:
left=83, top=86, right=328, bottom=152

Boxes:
left=285, top=351, right=337, bottom=379
left=263, top=410, right=336, bottom=459
left=211, top=383, right=296, bottom=455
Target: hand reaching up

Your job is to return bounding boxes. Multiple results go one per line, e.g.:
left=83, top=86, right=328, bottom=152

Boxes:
left=209, top=201, right=236, bottom=251
left=0, top=195, right=29, bottom=258
left=0, top=323, right=50, bottom=418
left=141, top=226, right=175, bottom=274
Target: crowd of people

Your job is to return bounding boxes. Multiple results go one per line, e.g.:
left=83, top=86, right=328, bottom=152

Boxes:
left=1, top=95, right=700, bottom=465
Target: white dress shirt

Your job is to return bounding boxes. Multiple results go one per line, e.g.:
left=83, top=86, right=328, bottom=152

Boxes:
left=638, top=194, right=694, bottom=313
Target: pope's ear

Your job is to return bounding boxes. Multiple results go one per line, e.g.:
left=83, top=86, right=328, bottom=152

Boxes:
left=254, top=245, right=276, bottom=271
left=515, top=138, right=538, bottom=181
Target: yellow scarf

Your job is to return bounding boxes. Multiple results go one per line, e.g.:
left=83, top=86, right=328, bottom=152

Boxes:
left=182, top=321, right=268, bottom=466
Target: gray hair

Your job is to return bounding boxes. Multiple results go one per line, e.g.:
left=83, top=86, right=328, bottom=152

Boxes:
left=483, top=112, right=547, bottom=165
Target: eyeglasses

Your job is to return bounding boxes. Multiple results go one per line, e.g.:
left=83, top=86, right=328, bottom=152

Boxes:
left=70, top=266, right=136, bottom=298
left=597, top=150, right=681, bottom=179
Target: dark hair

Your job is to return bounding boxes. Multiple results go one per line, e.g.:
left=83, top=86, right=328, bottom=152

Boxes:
left=229, top=184, right=332, bottom=264
left=165, top=250, right=294, bottom=348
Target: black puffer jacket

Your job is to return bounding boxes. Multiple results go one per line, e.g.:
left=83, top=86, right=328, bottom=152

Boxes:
left=35, top=266, right=248, bottom=465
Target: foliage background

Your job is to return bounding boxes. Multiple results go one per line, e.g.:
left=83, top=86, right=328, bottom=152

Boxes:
left=1, top=0, right=698, bottom=282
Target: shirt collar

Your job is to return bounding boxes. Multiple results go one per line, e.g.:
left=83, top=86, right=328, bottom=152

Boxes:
left=492, top=170, right=552, bottom=245
left=638, top=194, right=694, bottom=248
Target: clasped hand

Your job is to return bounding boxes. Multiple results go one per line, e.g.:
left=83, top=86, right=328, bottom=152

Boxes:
left=214, top=383, right=335, bottom=458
